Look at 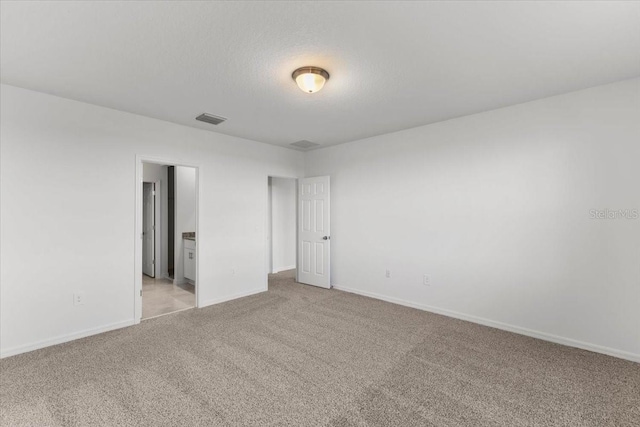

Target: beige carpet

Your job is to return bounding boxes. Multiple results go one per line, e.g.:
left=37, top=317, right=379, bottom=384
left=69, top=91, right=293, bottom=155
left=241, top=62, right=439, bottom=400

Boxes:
left=1, top=270, right=638, bottom=426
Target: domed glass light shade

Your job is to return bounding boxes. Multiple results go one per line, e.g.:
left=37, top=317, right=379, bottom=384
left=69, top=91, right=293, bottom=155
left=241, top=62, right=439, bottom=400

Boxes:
left=292, top=66, right=330, bottom=93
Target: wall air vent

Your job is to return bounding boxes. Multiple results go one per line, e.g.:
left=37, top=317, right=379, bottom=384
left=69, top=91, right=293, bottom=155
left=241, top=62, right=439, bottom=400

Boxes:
left=195, top=113, right=227, bottom=125
left=290, top=140, right=321, bottom=150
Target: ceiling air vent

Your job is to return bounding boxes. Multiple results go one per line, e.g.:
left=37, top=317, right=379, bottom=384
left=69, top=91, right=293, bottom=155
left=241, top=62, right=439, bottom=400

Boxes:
left=195, top=113, right=227, bottom=125
left=290, top=140, right=320, bottom=150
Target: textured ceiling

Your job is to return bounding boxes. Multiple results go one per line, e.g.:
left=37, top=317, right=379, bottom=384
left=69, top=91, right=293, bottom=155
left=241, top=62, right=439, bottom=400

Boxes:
left=1, top=1, right=639, bottom=150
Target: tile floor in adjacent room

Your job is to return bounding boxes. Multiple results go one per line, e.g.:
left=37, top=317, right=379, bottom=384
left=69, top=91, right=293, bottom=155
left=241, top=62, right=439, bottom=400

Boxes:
left=142, top=275, right=195, bottom=319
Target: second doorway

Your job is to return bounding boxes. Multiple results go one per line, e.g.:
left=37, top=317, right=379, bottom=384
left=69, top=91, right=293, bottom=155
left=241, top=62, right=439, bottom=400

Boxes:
left=142, top=162, right=197, bottom=319
left=268, top=177, right=297, bottom=279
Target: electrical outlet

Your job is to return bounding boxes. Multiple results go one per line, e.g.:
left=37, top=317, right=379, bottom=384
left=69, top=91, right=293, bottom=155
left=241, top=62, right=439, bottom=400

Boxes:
left=385, top=269, right=391, bottom=278
left=423, top=275, right=430, bottom=286
left=73, top=292, right=85, bottom=305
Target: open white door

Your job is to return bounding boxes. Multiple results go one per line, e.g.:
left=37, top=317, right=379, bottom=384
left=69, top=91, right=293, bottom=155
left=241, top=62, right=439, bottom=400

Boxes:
left=298, top=176, right=330, bottom=288
left=142, top=182, right=155, bottom=277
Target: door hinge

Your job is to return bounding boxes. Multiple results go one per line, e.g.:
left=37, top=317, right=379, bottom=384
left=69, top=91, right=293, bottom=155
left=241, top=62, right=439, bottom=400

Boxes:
left=140, top=290, right=143, bottom=296
left=152, top=260, right=155, bottom=264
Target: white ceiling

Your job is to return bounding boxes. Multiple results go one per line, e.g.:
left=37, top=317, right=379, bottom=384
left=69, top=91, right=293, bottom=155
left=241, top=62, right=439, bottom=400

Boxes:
left=2, top=1, right=639, bottom=150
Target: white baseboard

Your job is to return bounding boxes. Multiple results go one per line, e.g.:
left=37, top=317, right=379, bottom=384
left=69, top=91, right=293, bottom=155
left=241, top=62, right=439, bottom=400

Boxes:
left=0, top=319, right=135, bottom=359
left=200, top=287, right=267, bottom=308
left=272, top=265, right=296, bottom=274
left=332, top=285, right=640, bottom=364
left=1, top=287, right=266, bottom=359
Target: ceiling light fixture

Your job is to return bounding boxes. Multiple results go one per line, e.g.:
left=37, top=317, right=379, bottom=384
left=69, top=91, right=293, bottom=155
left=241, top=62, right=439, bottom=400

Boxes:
left=292, top=66, right=330, bottom=93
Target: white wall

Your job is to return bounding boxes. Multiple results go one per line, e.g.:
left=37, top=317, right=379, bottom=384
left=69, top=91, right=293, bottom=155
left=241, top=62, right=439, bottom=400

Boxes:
left=270, top=177, right=296, bottom=273
left=2, top=79, right=638, bottom=361
left=174, top=166, right=196, bottom=284
left=0, top=84, right=304, bottom=357
left=305, top=78, right=640, bottom=361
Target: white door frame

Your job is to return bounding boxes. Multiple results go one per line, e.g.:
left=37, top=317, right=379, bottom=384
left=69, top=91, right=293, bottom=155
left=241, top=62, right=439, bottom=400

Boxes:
left=135, top=155, right=201, bottom=323
left=266, top=175, right=299, bottom=285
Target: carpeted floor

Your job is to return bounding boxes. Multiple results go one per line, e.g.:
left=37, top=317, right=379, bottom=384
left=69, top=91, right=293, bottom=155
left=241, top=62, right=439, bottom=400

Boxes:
left=1, top=269, right=638, bottom=426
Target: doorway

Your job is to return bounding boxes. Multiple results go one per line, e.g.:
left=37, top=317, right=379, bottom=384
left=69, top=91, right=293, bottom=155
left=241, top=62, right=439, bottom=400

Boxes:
left=268, top=177, right=298, bottom=284
left=267, top=175, right=331, bottom=289
left=136, top=159, right=199, bottom=321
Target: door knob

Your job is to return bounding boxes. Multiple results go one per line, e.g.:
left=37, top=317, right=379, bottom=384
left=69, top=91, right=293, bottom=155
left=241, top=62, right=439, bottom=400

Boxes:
left=322, top=236, right=330, bottom=240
